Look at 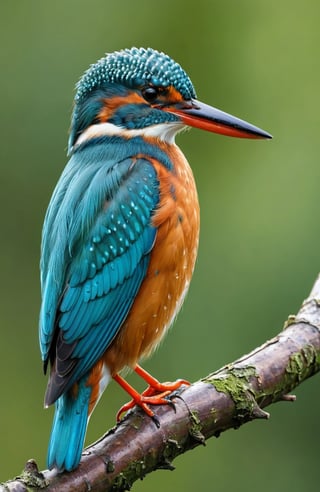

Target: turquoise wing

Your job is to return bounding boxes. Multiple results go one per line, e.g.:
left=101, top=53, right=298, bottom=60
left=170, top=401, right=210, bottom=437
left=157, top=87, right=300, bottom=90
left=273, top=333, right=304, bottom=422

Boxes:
left=39, top=145, right=159, bottom=405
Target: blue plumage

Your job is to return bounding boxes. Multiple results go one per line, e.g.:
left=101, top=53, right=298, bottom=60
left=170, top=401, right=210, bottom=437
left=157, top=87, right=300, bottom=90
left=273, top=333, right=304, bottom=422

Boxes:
left=40, top=135, right=165, bottom=471
left=47, top=376, right=92, bottom=472
left=74, top=47, right=196, bottom=105
left=40, top=137, right=162, bottom=403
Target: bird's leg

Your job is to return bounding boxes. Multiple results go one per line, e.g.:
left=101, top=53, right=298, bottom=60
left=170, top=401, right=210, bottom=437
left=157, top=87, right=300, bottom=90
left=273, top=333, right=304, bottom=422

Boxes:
left=114, top=365, right=190, bottom=424
left=134, top=364, right=190, bottom=396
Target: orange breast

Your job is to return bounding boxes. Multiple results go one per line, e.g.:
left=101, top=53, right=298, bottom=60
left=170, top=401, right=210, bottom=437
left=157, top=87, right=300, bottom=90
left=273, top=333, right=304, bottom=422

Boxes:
left=104, top=141, right=200, bottom=374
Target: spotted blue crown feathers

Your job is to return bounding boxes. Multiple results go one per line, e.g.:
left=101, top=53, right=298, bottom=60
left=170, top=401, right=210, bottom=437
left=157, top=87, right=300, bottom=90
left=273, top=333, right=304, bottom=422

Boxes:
left=75, top=47, right=196, bottom=104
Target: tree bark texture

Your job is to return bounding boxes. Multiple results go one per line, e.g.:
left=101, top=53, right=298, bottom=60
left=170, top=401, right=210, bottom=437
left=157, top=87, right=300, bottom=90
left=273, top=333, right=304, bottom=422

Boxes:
left=2, top=274, right=320, bottom=492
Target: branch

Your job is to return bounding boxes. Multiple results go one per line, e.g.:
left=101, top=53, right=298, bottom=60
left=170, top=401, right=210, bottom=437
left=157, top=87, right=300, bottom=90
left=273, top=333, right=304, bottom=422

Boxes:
left=3, top=274, right=320, bottom=492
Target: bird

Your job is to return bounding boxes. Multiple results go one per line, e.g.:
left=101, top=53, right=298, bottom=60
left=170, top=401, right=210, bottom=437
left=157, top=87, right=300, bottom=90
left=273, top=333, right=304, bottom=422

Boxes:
left=39, top=47, right=271, bottom=472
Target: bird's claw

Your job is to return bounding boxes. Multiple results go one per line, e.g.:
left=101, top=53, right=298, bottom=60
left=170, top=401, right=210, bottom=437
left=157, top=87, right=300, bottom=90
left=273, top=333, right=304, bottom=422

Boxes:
left=116, top=379, right=190, bottom=423
left=116, top=389, right=172, bottom=422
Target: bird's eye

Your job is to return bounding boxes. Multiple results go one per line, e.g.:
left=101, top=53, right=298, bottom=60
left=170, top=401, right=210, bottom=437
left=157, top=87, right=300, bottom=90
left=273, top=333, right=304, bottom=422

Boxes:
left=142, top=86, right=159, bottom=103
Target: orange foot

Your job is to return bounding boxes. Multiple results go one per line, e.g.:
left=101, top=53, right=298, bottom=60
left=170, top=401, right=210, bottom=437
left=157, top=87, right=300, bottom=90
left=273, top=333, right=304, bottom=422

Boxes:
left=113, top=364, right=190, bottom=427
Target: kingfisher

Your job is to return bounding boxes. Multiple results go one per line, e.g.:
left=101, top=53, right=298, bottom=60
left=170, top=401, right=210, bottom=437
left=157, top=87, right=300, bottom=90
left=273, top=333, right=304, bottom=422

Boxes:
left=39, top=47, right=271, bottom=472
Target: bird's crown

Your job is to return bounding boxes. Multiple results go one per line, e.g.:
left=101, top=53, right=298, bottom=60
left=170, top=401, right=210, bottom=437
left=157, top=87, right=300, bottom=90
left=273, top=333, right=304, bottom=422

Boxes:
left=75, top=47, right=196, bottom=104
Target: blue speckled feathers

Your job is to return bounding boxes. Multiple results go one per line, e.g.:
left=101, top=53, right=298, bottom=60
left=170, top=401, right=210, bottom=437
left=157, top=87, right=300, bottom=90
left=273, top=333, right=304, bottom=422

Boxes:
left=76, top=47, right=196, bottom=105
left=40, top=136, right=160, bottom=405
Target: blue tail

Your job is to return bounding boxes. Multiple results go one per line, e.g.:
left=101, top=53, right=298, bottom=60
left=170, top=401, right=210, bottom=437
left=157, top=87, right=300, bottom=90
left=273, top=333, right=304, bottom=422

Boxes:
left=47, top=379, right=91, bottom=472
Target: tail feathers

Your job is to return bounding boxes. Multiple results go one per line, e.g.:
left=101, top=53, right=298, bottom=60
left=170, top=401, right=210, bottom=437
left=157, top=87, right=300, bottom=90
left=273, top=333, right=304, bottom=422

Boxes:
left=47, top=379, right=91, bottom=472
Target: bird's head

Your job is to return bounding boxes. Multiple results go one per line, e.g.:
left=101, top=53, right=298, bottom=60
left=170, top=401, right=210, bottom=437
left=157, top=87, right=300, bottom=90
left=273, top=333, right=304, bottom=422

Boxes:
left=68, top=47, right=271, bottom=153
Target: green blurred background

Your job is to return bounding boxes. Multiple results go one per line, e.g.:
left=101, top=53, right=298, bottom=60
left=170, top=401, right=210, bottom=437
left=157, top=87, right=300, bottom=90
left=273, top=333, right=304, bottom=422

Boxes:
left=1, top=1, right=320, bottom=490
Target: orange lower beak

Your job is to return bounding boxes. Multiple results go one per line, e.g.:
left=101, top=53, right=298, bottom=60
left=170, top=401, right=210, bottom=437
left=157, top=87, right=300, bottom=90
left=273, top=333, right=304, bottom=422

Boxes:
left=164, top=99, right=272, bottom=139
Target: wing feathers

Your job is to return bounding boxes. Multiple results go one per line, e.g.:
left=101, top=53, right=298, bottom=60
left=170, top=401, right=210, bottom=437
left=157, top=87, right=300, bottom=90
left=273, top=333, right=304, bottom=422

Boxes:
left=40, top=148, right=160, bottom=402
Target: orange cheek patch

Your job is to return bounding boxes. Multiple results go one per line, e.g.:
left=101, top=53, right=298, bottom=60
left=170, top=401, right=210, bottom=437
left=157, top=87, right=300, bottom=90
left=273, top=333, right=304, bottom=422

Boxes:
left=97, top=86, right=186, bottom=123
left=98, top=92, right=147, bottom=122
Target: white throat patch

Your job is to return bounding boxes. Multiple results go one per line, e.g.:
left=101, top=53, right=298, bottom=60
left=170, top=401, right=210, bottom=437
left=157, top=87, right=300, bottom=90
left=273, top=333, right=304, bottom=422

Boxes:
left=75, top=121, right=186, bottom=147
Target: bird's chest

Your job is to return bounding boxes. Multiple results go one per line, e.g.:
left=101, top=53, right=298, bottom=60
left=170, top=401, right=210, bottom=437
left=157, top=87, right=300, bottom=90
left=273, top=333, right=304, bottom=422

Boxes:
left=105, top=144, right=200, bottom=372
left=146, top=146, right=200, bottom=340
left=150, top=144, right=200, bottom=311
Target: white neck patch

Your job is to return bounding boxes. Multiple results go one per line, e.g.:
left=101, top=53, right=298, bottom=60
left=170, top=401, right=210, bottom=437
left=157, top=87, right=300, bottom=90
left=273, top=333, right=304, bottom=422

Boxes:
left=74, top=121, right=186, bottom=147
